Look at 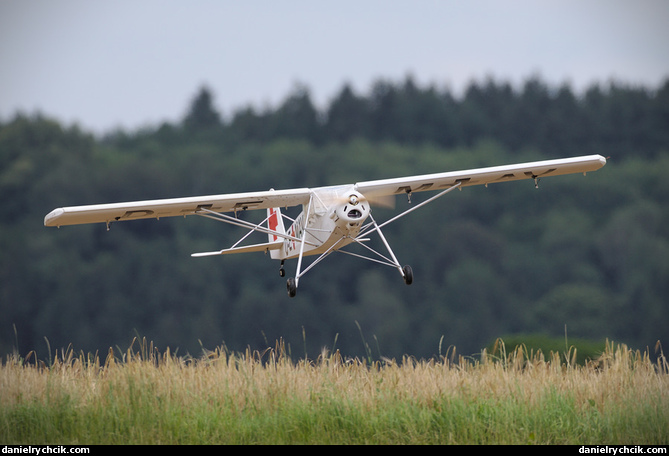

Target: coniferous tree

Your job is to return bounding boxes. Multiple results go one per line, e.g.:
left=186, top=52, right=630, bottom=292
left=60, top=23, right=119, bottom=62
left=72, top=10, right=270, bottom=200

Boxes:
left=183, top=85, right=222, bottom=132
left=325, top=83, right=369, bottom=142
left=271, top=83, right=321, bottom=143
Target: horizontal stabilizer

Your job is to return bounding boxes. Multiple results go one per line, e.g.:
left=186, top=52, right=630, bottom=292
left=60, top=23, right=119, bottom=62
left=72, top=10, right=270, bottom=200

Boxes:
left=192, top=240, right=283, bottom=257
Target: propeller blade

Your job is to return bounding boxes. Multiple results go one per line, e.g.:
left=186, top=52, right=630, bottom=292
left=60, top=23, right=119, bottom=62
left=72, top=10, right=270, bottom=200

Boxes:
left=365, top=194, right=396, bottom=209
left=333, top=193, right=396, bottom=209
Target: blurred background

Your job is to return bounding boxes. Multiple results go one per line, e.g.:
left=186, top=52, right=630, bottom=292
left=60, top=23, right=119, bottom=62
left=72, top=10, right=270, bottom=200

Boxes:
left=1, top=1, right=667, bottom=360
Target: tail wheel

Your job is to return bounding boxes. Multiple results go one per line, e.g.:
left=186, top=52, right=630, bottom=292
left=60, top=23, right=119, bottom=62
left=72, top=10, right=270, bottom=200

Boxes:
left=402, top=265, right=413, bottom=285
left=287, top=278, right=297, bottom=297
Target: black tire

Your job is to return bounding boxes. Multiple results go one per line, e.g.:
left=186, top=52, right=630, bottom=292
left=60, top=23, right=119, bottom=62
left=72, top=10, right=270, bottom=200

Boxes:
left=402, top=265, right=413, bottom=285
left=287, top=278, right=297, bottom=297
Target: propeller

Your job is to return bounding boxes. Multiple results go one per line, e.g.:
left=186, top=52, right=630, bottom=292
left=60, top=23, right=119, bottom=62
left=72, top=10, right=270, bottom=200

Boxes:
left=336, top=192, right=396, bottom=209
left=363, top=193, right=396, bottom=209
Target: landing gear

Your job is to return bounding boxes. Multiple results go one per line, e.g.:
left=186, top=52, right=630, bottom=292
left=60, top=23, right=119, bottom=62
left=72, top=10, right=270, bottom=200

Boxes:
left=402, top=265, right=413, bottom=285
left=279, top=260, right=285, bottom=277
left=287, top=278, right=297, bottom=297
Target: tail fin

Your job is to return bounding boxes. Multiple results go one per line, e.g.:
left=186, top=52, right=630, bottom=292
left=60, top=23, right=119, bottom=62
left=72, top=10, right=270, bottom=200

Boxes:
left=267, top=206, right=285, bottom=259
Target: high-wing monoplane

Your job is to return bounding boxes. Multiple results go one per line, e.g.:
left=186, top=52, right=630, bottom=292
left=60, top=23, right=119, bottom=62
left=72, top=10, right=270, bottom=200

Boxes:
left=45, top=155, right=606, bottom=297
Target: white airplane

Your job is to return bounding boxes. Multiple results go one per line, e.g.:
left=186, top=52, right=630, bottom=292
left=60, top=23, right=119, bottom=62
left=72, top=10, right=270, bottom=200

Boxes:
left=45, top=154, right=606, bottom=297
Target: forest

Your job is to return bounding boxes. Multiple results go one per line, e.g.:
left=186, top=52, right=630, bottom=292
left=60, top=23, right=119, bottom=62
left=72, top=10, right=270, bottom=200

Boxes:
left=1, top=75, right=668, bottom=360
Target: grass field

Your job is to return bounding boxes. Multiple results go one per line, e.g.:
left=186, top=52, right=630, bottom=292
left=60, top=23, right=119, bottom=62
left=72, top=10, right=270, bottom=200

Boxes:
left=1, top=339, right=667, bottom=445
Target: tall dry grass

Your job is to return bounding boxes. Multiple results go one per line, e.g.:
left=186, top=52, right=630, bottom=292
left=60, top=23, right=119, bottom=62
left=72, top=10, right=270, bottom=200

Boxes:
left=1, top=338, right=667, bottom=444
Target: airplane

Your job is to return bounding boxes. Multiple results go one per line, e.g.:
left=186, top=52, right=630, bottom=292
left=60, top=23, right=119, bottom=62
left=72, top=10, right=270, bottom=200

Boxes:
left=44, top=154, right=606, bottom=297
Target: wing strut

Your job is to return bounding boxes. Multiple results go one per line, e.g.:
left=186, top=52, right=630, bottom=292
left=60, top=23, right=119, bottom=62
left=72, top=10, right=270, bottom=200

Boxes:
left=285, top=183, right=463, bottom=296
left=194, top=207, right=305, bottom=244
left=345, top=182, right=463, bottom=283
left=359, top=182, right=461, bottom=236
left=191, top=207, right=314, bottom=258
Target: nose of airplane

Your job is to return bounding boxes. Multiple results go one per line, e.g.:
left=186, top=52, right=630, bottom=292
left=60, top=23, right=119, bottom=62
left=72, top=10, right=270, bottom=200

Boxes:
left=334, top=192, right=370, bottom=228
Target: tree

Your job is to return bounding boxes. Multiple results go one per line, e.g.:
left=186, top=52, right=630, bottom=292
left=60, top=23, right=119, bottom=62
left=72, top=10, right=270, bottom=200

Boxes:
left=271, top=83, right=321, bottom=143
left=325, top=83, right=369, bottom=142
left=3, top=76, right=669, bottom=360
left=183, top=85, right=222, bottom=132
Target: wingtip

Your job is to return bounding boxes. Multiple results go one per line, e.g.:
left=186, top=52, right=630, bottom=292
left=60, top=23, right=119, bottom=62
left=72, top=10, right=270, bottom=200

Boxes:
left=44, top=208, right=64, bottom=227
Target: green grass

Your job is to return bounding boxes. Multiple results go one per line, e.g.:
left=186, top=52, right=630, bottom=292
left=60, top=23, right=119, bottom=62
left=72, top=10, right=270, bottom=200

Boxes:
left=1, top=339, right=667, bottom=444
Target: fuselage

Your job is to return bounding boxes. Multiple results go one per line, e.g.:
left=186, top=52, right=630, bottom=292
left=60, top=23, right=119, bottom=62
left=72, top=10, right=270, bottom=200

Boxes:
left=277, top=187, right=371, bottom=260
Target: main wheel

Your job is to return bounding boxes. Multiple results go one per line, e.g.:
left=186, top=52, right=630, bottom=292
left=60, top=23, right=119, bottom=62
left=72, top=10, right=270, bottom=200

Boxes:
left=402, top=265, right=413, bottom=285
left=287, top=278, right=297, bottom=297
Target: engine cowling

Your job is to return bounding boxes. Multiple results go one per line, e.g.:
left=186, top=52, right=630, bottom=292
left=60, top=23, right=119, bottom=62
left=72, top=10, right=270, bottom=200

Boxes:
left=331, top=192, right=370, bottom=230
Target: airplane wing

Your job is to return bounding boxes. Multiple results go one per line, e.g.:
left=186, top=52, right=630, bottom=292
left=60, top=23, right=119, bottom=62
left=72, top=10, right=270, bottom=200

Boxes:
left=354, top=155, right=607, bottom=197
left=44, top=188, right=312, bottom=227
left=45, top=155, right=606, bottom=228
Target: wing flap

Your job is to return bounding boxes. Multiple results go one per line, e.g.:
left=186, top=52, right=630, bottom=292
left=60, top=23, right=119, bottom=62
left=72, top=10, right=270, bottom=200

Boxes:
left=44, top=188, right=311, bottom=227
left=355, top=155, right=606, bottom=197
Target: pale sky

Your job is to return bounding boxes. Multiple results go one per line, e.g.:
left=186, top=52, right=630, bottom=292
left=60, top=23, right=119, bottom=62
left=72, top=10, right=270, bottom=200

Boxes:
left=2, top=0, right=668, bottom=134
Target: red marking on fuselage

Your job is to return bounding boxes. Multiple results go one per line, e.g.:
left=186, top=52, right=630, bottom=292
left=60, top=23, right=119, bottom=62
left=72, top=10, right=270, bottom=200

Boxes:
left=269, top=208, right=278, bottom=241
